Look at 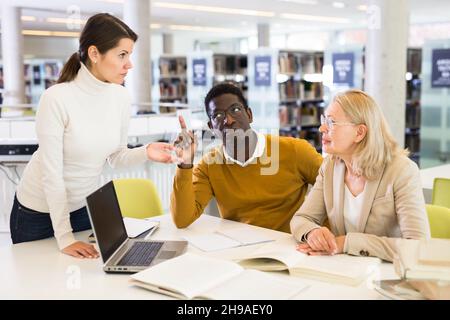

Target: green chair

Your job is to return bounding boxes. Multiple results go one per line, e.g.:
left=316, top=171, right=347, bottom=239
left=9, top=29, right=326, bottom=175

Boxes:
left=426, top=204, right=450, bottom=239
left=432, top=178, right=450, bottom=209
left=112, top=178, right=164, bottom=219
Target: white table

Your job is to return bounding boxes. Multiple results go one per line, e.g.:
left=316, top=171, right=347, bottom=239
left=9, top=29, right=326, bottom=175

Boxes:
left=420, top=164, right=450, bottom=203
left=0, top=215, right=397, bottom=300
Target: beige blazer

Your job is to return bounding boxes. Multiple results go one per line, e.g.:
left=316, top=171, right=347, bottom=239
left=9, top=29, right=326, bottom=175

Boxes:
left=290, top=154, right=430, bottom=262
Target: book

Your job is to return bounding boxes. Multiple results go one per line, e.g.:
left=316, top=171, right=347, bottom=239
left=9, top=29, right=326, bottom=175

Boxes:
left=235, top=240, right=381, bottom=286
left=418, top=238, right=450, bottom=267
left=395, top=238, right=450, bottom=281
left=130, top=252, right=307, bottom=300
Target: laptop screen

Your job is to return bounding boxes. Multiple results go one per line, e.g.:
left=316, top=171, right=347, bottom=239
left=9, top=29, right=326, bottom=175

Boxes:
left=86, top=181, right=128, bottom=262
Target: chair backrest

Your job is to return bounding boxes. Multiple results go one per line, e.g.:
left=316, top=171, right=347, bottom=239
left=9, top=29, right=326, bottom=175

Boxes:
left=432, top=178, right=450, bottom=209
left=112, top=178, right=164, bottom=219
left=426, top=204, right=450, bottom=239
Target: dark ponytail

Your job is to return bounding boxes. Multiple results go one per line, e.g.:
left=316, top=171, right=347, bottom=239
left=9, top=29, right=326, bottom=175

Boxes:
left=57, top=13, right=138, bottom=83
left=57, top=52, right=81, bottom=83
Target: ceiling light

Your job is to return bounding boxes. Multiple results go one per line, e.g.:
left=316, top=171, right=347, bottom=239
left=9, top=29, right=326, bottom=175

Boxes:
left=22, top=30, right=80, bottom=37
left=46, top=17, right=87, bottom=24
left=357, top=5, right=368, bottom=11
left=153, top=2, right=275, bottom=17
left=277, top=0, right=319, bottom=4
left=21, top=16, right=37, bottom=22
left=150, top=24, right=161, bottom=29
left=168, top=24, right=234, bottom=32
left=332, top=2, right=346, bottom=9
left=280, top=13, right=349, bottom=23
left=95, top=0, right=124, bottom=3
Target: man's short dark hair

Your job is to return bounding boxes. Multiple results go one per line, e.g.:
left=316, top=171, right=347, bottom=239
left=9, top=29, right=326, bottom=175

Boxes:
left=204, top=82, right=248, bottom=117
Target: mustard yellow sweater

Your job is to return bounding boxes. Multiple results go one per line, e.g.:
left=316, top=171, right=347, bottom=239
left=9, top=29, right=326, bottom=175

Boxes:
left=170, top=135, right=323, bottom=233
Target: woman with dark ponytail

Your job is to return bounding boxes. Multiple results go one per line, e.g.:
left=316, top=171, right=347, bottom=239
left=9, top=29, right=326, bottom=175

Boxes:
left=10, top=13, right=177, bottom=258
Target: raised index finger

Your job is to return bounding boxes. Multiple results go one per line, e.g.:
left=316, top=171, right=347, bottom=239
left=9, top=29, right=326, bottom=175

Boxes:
left=179, top=115, right=187, bottom=130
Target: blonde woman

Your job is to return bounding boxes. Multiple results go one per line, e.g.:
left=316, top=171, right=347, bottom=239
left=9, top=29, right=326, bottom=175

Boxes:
left=290, top=89, right=430, bottom=262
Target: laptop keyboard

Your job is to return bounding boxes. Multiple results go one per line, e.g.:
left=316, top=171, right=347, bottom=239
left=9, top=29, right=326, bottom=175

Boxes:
left=117, top=241, right=164, bottom=266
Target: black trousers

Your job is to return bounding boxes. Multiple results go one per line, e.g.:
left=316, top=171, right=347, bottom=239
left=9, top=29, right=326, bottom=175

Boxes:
left=10, top=195, right=91, bottom=245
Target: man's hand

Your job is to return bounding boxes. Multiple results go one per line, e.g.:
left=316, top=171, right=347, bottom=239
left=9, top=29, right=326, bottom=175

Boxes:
left=174, top=115, right=196, bottom=169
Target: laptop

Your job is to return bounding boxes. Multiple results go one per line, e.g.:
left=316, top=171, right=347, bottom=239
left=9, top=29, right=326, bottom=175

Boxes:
left=86, top=181, right=187, bottom=273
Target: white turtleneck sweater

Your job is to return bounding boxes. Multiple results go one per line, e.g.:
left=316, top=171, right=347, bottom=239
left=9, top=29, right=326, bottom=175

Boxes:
left=16, top=63, right=149, bottom=250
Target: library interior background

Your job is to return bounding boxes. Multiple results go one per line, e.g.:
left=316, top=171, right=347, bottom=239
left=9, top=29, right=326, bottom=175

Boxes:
left=0, top=0, right=450, bottom=232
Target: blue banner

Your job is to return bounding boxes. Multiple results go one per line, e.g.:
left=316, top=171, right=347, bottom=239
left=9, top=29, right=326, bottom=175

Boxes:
left=431, top=48, right=450, bottom=88
left=332, top=52, right=354, bottom=87
left=254, top=56, right=271, bottom=86
left=193, top=58, right=207, bottom=86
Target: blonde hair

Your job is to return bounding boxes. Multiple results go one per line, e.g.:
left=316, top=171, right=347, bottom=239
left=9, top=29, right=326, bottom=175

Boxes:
left=332, top=89, right=407, bottom=180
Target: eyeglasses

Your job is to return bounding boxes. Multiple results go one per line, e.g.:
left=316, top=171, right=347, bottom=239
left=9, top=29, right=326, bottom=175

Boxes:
left=209, top=104, right=245, bottom=123
left=320, top=114, right=355, bottom=130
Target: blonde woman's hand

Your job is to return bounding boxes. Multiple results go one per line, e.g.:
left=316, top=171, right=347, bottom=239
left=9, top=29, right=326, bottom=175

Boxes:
left=62, top=241, right=99, bottom=259
left=299, top=227, right=338, bottom=255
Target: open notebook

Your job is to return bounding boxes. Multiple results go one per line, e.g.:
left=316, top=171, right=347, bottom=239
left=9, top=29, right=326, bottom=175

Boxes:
left=235, top=240, right=381, bottom=286
left=130, top=253, right=307, bottom=300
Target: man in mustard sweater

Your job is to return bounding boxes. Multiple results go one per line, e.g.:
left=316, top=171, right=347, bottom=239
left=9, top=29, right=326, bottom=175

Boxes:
left=171, top=83, right=323, bottom=233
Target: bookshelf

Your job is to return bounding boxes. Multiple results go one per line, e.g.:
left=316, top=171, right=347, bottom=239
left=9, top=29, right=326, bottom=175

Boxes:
left=186, top=51, right=248, bottom=124
left=24, top=59, right=63, bottom=104
left=277, top=50, right=325, bottom=153
left=324, top=46, right=422, bottom=165
left=247, top=48, right=324, bottom=149
left=405, top=48, right=422, bottom=165
left=153, top=55, right=187, bottom=113
left=0, top=59, right=62, bottom=107
left=212, top=54, right=248, bottom=99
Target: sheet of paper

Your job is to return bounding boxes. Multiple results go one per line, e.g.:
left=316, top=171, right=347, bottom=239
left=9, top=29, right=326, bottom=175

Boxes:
left=123, top=217, right=159, bottom=238
left=216, top=227, right=275, bottom=246
left=183, top=233, right=242, bottom=252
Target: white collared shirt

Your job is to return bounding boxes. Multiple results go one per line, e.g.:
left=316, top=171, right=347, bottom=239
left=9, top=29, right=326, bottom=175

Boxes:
left=222, top=131, right=266, bottom=167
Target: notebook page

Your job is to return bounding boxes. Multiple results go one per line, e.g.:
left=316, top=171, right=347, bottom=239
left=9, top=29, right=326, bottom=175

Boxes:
left=123, top=217, right=159, bottom=238
left=183, top=233, right=242, bottom=252
left=131, top=253, right=243, bottom=299
left=216, top=228, right=275, bottom=246
left=201, top=269, right=308, bottom=300
left=293, top=254, right=380, bottom=281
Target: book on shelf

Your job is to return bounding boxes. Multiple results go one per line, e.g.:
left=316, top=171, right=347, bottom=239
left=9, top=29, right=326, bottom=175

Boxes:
left=407, top=48, right=422, bottom=75
left=130, top=252, right=306, bottom=300
left=279, top=52, right=301, bottom=74
left=213, top=55, right=246, bottom=76
left=279, top=105, right=289, bottom=127
left=159, top=57, right=186, bottom=77
left=235, top=240, right=381, bottom=286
